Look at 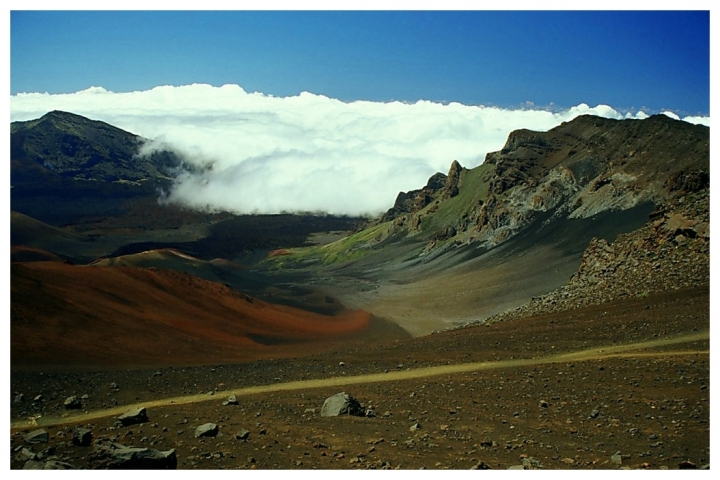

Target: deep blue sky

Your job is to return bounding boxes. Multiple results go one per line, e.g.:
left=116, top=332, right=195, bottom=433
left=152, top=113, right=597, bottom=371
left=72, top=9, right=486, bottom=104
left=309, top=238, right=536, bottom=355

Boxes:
left=10, top=10, right=710, bottom=116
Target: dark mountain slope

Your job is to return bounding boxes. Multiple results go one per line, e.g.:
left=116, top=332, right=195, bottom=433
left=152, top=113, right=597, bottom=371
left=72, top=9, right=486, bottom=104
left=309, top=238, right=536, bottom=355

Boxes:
left=10, top=110, right=185, bottom=224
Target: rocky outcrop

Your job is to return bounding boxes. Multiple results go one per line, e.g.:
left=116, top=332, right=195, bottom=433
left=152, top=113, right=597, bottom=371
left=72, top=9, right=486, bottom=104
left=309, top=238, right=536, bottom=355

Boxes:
left=380, top=161, right=467, bottom=223
left=442, top=160, right=464, bottom=198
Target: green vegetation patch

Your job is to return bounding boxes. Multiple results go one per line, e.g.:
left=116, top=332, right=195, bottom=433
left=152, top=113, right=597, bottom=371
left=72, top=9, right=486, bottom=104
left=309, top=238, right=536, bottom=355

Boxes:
left=266, top=221, right=393, bottom=269
left=417, top=163, right=495, bottom=234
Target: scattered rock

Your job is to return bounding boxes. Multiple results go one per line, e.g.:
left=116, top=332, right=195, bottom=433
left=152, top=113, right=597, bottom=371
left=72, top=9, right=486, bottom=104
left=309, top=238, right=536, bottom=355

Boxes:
left=42, top=460, right=76, bottom=469
left=17, top=447, right=36, bottom=461
left=235, top=429, right=250, bottom=441
left=72, top=427, right=93, bottom=446
left=195, top=423, right=219, bottom=438
left=116, top=407, right=149, bottom=427
left=320, top=392, right=365, bottom=417
left=63, top=396, right=82, bottom=410
left=522, top=457, right=544, bottom=469
left=22, top=460, right=45, bottom=469
left=23, top=429, right=49, bottom=444
left=222, top=394, right=239, bottom=406
left=90, top=440, right=177, bottom=469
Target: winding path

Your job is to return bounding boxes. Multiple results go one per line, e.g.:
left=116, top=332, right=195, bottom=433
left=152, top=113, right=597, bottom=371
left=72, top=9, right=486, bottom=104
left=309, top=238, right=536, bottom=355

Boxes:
left=11, top=330, right=709, bottom=430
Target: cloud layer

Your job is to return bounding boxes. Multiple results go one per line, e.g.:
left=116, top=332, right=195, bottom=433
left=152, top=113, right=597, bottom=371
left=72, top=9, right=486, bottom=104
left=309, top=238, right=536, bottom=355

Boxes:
left=10, top=84, right=710, bottom=217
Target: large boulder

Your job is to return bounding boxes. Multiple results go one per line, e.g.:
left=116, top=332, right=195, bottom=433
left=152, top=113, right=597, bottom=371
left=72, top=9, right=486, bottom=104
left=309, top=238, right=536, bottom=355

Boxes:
left=195, top=423, right=219, bottom=438
left=320, top=392, right=365, bottom=417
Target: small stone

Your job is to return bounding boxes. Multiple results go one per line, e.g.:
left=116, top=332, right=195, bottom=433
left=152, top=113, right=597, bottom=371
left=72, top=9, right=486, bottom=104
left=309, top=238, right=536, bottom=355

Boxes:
left=222, top=394, right=239, bottom=406
left=63, top=396, right=82, bottom=410
left=235, top=429, right=250, bottom=441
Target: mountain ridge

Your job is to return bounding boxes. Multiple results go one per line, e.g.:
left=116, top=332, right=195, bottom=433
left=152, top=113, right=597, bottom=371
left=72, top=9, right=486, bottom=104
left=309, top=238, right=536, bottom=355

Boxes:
left=373, top=114, right=708, bottom=254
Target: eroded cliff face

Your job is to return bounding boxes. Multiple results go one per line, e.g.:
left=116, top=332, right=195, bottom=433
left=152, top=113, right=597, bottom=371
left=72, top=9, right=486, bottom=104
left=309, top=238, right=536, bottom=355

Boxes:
left=379, top=114, right=709, bottom=253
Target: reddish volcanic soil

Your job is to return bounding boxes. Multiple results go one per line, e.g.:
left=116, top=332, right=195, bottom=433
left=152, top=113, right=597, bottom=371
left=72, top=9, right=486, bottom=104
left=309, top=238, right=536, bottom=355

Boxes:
left=10, top=261, right=408, bottom=370
left=10, top=285, right=709, bottom=470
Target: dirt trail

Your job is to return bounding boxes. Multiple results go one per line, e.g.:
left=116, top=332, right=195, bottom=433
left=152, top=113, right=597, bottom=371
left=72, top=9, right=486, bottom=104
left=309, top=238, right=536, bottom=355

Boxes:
left=12, top=330, right=708, bottom=431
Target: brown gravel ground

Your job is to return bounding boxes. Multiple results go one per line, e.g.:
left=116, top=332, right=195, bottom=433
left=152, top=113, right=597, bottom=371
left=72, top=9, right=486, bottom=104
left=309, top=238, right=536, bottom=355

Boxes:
left=9, top=285, right=710, bottom=470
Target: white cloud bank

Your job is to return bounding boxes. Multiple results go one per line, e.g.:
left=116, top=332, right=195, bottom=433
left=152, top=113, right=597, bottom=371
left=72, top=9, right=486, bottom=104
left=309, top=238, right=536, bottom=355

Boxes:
left=10, top=84, right=710, bottom=217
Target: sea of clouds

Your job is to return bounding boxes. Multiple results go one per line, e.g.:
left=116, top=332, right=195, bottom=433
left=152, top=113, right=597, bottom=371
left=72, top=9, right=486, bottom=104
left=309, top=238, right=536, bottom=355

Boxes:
left=10, top=83, right=710, bottom=217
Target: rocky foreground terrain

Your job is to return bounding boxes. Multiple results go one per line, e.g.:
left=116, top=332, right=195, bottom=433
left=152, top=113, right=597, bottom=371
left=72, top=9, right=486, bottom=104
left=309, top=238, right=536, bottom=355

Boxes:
left=10, top=282, right=709, bottom=470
